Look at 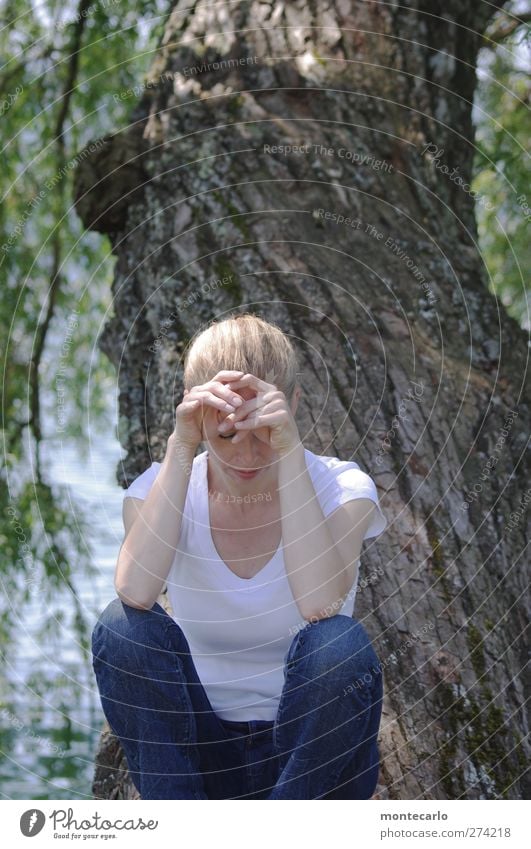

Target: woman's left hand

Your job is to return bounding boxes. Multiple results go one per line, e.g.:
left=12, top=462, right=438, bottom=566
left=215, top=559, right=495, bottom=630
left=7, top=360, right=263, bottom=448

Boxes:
left=218, top=373, right=301, bottom=455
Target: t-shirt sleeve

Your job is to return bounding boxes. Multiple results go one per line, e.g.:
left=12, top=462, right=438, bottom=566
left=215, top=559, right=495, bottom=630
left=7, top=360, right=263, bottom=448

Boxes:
left=122, top=462, right=161, bottom=501
left=318, top=462, right=388, bottom=539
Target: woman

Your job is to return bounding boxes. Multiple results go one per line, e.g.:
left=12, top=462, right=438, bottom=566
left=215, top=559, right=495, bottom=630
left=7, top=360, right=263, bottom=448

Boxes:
left=91, top=313, right=388, bottom=800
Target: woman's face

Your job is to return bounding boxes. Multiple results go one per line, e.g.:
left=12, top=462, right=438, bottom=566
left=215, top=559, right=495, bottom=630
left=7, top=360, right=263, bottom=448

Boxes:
left=201, top=386, right=278, bottom=475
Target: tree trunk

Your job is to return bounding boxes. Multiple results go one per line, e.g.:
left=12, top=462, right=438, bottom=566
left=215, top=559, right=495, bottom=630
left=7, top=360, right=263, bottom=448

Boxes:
left=76, top=0, right=529, bottom=800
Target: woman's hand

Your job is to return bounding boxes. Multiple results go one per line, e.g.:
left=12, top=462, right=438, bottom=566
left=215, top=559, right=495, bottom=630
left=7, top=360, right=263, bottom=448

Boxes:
left=218, top=372, right=301, bottom=456
left=172, top=370, right=245, bottom=450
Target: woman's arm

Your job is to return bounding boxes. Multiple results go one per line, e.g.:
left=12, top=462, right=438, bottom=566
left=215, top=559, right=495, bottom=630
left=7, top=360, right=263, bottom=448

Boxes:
left=114, top=369, right=245, bottom=608
left=278, top=441, right=374, bottom=621
left=114, top=436, right=196, bottom=609
left=222, top=371, right=376, bottom=620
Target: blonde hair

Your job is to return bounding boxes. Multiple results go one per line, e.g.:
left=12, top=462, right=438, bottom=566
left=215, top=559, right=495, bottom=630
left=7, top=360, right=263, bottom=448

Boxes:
left=183, top=313, right=301, bottom=402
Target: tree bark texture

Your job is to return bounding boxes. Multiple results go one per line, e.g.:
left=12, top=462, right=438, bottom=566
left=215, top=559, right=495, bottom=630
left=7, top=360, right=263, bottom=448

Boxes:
left=76, top=0, right=530, bottom=800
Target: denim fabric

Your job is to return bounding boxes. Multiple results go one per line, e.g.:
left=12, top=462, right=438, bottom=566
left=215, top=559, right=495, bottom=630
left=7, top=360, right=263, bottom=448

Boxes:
left=91, top=598, right=383, bottom=800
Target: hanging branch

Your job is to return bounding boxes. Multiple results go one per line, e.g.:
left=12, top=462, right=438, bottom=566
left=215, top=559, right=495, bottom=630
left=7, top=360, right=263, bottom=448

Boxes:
left=29, top=0, right=92, bottom=454
left=484, top=9, right=531, bottom=45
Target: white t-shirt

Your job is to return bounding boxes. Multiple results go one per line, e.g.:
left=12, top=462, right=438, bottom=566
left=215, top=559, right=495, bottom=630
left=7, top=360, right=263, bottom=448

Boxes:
left=122, top=447, right=387, bottom=721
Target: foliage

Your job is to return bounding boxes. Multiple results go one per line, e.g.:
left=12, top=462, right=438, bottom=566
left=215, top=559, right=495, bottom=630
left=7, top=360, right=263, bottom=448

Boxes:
left=0, top=0, right=168, bottom=652
left=473, top=2, right=531, bottom=329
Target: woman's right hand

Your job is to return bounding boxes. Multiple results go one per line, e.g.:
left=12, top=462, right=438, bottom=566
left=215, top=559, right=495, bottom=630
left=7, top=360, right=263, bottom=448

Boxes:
left=172, top=370, right=246, bottom=450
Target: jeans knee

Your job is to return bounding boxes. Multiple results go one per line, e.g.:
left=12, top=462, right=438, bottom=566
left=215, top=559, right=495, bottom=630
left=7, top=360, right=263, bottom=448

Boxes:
left=289, top=614, right=380, bottom=680
left=91, top=595, right=186, bottom=672
left=93, top=596, right=153, bottom=643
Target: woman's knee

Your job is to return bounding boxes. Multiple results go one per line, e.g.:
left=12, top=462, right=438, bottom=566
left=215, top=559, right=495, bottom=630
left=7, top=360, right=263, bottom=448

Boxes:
left=289, top=614, right=380, bottom=679
left=93, top=596, right=161, bottom=639
left=91, top=595, right=187, bottom=669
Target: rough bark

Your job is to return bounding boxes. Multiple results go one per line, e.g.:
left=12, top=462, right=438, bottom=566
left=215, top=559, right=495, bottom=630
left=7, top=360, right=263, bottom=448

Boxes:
left=77, top=0, right=530, bottom=800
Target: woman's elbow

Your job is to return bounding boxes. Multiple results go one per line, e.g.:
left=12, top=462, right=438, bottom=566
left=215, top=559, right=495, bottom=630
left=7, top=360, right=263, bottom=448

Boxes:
left=114, top=583, right=156, bottom=610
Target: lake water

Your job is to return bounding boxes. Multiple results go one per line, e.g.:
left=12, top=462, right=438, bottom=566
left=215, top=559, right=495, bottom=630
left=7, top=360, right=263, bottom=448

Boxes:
left=0, top=425, right=125, bottom=800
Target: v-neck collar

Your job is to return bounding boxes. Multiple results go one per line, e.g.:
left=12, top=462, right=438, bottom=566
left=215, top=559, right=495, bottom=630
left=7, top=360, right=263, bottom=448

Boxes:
left=198, top=451, right=283, bottom=585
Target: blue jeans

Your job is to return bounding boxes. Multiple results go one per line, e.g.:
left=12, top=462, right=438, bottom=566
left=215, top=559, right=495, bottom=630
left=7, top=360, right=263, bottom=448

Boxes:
left=91, top=597, right=383, bottom=800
